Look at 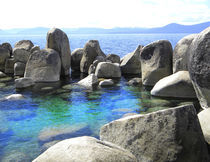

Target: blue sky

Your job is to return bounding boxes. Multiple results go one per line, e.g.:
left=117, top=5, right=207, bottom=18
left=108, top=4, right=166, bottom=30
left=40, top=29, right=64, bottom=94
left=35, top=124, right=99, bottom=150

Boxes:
left=1, top=0, right=209, bottom=29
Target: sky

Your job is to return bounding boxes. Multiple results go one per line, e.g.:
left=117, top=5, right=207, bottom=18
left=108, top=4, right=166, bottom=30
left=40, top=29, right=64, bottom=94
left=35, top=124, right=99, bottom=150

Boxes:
left=1, top=0, right=209, bottom=29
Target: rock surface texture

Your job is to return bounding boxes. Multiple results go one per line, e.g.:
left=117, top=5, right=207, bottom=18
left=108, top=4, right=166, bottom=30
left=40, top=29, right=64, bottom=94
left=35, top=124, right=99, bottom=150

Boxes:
left=0, top=47, right=10, bottom=71
left=15, top=77, right=35, bottom=89
left=46, top=28, right=71, bottom=76
left=95, top=62, right=121, bottom=78
left=106, top=54, right=120, bottom=64
left=14, top=62, right=26, bottom=76
left=24, top=49, right=61, bottom=82
left=71, top=48, right=84, bottom=72
left=100, top=104, right=209, bottom=162
left=77, top=74, right=98, bottom=88
left=141, top=40, right=173, bottom=86
left=189, top=27, right=210, bottom=109
left=173, top=34, right=196, bottom=73
left=80, top=40, right=105, bottom=73
left=151, top=71, right=197, bottom=98
left=33, top=136, right=137, bottom=162
left=120, top=45, right=142, bottom=75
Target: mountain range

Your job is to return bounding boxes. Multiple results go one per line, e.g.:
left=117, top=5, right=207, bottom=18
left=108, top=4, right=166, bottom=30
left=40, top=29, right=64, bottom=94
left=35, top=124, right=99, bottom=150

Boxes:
left=0, top=22, right=209, bottom=35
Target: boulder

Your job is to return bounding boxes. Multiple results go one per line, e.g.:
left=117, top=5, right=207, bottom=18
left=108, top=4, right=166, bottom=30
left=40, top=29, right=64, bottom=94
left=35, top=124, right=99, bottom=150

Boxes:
left=14, top=40, right=34, bottom=51
left=140, top=40, right=173, bottom=86
left=99, top=79, right=114, bottom=87
left=127, top=77, right=142, bottom=86
left=0, top=71, right=7, bottom=78
left=5, top=58, right=15, bottom=74
left=173, top=34, right=196, bottom=73
left=80, top=40, right=105, bottom=73
left=71, top=48, right=84, bottom=72
left=30, top=45, right=40, bottom=53
left=120, top=45, right=142, bottom=75
left=5, top=94, right=25, bottom=100
left=106, top=54, right=120, bottom=64
left=189, top=27, right=210, bottom=109
left=88, top=64, right=95, bottom=74
left=95, top=55, right=106, bottom=62
left=151, top=71, right=197, bottom=98
left=33, top=136, right=137, bottom=162
left=77, top=74, right=98, bottom=88
left=14, top=62, right=26, bottom=76
left=0, top=42, right=12, bottom=56
left=15, top=77, right=35, bottom=89
left=24, top=48, right=61, bottom=82
left=46, top=28, right=71, bottom=76
left=100, top=104, right=209, bottom=162
left=13, top=48, right=31, bottom=63
left=95, top=62, right=121, bottom=78
left=198, top=109, right=210, bottom=144
left=0, top=47, right=10, bottom=71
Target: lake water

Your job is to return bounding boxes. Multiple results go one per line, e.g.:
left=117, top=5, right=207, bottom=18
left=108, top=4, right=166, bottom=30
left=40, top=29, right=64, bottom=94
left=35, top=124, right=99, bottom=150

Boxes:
left=0, top=33, right=196, bottom=161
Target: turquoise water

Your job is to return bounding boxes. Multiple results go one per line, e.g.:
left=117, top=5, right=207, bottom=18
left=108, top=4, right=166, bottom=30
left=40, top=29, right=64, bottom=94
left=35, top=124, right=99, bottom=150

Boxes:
left=0, top=33, right=196, bottom=161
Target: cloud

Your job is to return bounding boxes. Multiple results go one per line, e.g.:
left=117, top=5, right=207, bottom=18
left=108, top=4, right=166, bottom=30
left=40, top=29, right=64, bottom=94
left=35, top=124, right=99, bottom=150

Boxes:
left=0, top=0, right=209, bottom=29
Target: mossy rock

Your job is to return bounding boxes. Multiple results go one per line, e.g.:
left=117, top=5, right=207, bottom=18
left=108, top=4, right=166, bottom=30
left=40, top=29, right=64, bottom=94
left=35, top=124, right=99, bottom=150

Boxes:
left=141, top=98, right=171, bottom=108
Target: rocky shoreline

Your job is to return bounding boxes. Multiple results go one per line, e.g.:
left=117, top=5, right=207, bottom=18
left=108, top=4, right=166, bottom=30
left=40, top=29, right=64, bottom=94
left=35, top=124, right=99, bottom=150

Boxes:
left=0, top=27, right=210, bottom=161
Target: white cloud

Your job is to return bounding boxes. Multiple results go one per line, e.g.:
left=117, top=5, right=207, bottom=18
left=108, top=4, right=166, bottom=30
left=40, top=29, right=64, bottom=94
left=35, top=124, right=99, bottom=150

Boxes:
left=0, top=0, right=209, bottom=29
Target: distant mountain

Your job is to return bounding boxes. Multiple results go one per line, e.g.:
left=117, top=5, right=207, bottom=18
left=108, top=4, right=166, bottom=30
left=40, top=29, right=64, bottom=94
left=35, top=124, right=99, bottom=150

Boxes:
left=0, top=22, right=209, bottom=35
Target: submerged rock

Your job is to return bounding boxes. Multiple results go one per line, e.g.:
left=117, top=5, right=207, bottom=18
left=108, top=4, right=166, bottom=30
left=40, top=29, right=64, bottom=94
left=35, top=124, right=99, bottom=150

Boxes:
left=189, top=27, right=210, bottom=109
left=140, top=40, right=173, bottom=86
left=46, top=28, right=71, bottom=76
left=151, top=71, right=197, bottom=98
left=173, top=34, right=196, bottom=73
left=33, top=136, right=137, bottom=162
left=24, top=49, right=61, bottom=82
left=120, top=45, right=142, bottom=75
left=4, top=94, right=25, bottom=100
left=100, top=104, right=209, bottom=162
left=15, top=77, right=35, bottom=89
left=95, top=62, right=121, bottom=78
left=127, top=78, right=142, bottom=86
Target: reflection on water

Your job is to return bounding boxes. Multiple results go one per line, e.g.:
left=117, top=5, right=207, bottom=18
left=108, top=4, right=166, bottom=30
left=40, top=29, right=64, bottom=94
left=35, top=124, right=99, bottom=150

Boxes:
left=0, top=76, right=198, bottom=161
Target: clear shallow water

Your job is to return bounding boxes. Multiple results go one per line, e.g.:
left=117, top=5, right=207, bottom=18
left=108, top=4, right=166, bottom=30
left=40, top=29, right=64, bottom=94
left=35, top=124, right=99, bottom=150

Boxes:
left=0, top=33, right=196, bottom=161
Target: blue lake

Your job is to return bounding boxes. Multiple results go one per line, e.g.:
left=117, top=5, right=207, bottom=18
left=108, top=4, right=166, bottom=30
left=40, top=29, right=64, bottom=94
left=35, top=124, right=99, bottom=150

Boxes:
left=0, top=33, right=196, bottom=161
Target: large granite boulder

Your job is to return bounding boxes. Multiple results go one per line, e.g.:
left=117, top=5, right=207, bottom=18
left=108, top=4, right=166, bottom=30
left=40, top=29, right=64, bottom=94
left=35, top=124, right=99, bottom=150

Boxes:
left=140, top=40, right=173, bottom=86
left=77, top=74, right=98, bottom=88
left=24, top=49, right=61, bottom=82
left=80, top=40, right=105, bottom=73
left=151, top=71, right=197, bottom=98
left=14, top=40, right=34, bottom=51
left=100, top=104, right=209, bottom=162
left=15, top=77, right=35, bottom=89
left=33, top=136, right=137, bottom=162
left=0, top=47, right=10, bottom=71
left=0, top=42, right=12, bottom=56
left=5, top=58, right=15, bottom=74
left=173, top=34, right=196, bottom=73
left=189, top=27, right=210, bottom=109
left=71, top=48, right=84, bottom=72
left=198, top=109, right=210, bottom=144
left=46, top=28, right=71, bottom=76
left=14, top=62, right=26, bottom=76
left=95, top=62, right=121, bottom=78
left=120, top=45, right=142, bottom=75
left=106, top=54, right=120, bottom=64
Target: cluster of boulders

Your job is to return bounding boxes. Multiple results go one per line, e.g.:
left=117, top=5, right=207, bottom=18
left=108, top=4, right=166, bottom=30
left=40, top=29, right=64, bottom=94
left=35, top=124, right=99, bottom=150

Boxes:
left=1, top=26, right=210, bottom=161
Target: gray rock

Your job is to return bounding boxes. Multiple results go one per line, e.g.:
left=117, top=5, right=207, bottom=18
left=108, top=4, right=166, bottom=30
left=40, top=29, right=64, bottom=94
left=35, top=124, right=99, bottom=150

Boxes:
left=14, top=40, right=34, bottom=51
left=24, top=49, right=61, bottom=82
left=99, top=79, right=114, bottom=86
left=14, top=62, right=26, bottom=76
left=0, top=42, right=12, bottom=56
left=46, top=28, right=71, bottom=76
left=5, top=58, right=15, bottom=74
left=100, top=104, right=209, bottom=162
left=141, top=40, right=173, bottom=86
left=0, top=47, right=10, bottom=71
left=5, top=94, right=25, bottom=100
left=189, top=27, right=210, bottom=109
left=30, top=45, right=40, bottom=53
left=95, top=62, right=121, bottom=78
left=77, top=74, right=98, bottom=88
left=198, top=109, right=210, bottom=144
left=151, top=71, right=197, bottom=98
left=33, top=136, right=137, bottom=162
left=173, top=34, right=196, bottom=73
left=95, top=55, right=106, bottom=62
left=127, top=77, right=142, bottom=86
left=0, top=71, right=7, bottom=78
left=106, top=54, right=120, bottom=63
left=120, top=45, right=142, bottom=75
left=71, top=48, right=84, bottom=72
left=15, top=77, right=35, bottom=89
left=88, top=64, right=95, bottom=74
left=93, top=60, right=100, bottom=67
left=13, top=48, right=31, bottom=63
left=80, top=40, right=105, bottom=73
